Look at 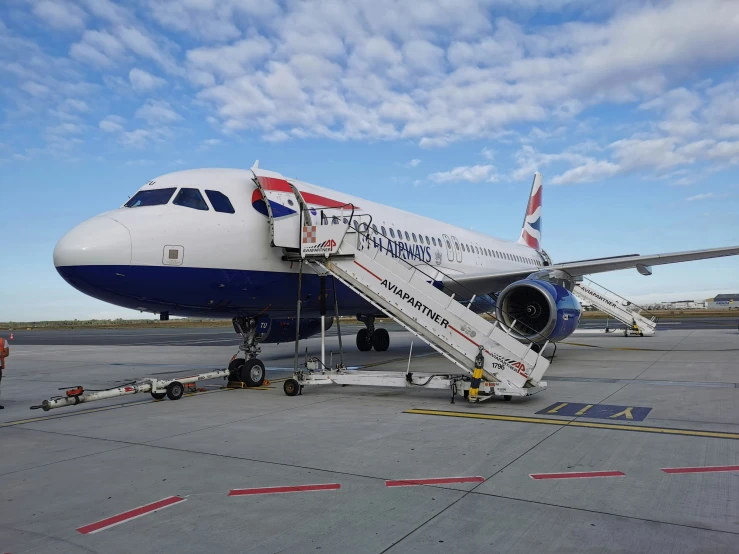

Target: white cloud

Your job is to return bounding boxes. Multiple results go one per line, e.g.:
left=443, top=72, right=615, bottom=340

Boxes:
left=32, top=0, right=87, bottom=30
left=119, top=128, right=151, bottom=148
left=428, top=164, right=497, bottom=184
left=199, top=138, right=222, bottom=149
left=21, top=81, right=51, bottom=97
left=551, top=160, right=620, bottom=185
left=135, top=99, right=181, bottom=125
left=150, top=0, right=280, bottom=42
left=70, top=30, right=125, bottom=67
left=99, top=115, right=125, bottom=133
left=129, top=68, right=167, bottom=91
left=405, top=158, right=421, bottom=168
left=686, top=193, right=716, bottom=202
left=481, top=147, right=495, bottom=161
left=186, top=37, right=273, bottom=83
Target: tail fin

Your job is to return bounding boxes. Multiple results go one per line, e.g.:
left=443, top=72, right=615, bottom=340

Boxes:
left=518, top=172, right=542, bottom=250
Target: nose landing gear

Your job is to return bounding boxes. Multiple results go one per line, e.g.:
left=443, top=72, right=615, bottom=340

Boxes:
left=229, top=317, right=266, bottom=387
left=356, top=315, right=390, bottom=352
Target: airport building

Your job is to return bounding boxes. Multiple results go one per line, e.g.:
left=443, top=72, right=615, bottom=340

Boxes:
left=706, top=293, right=739, bottom=309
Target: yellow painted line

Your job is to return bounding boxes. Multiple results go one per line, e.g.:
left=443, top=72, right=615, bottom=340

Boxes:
left=547, top=402, right=568, bottom=414
left=0, top=386, right=271, bottom=429
left=404, top=409, right=739, bottom=440
left=574, top=404, right=593, bottom=416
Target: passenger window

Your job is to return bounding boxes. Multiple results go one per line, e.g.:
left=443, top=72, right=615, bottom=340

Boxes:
left=432, top=237, right=437, bottom=246
left=448, top=240, right=453, bottom=249
left=389, top=228, right=395, bottom=238
left=412, top=233, right=417, bottom=242
left=205, top=190, right=235, bottom=214
left=173, top=188, right=209, bottom=210
left=381, top=226, right=387, bottom=236
left=372, top=224, right=378, bottom=234
left=332, top=216, right=339, bottom=225
left=125, top=187, right=176, bottom=208
left=425, top=236, right=430, bottom=245
left=405, top=231, right=410, bottom=241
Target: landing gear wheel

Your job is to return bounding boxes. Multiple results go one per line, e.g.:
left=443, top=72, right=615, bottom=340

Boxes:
left=356, top=328, right=372, bottom=351
left=503, top=395, right=512, bottom=401
left=284, top=379, right=300, bottom=397
left=228, top=358, right=244, bottom=382
left=371, top=328, right=390, bottom=351
left=238, top=359, right=266, bottom=387
left=150, top=392, right=166, bottom=400
left=166, top=381, right=185, bottom=400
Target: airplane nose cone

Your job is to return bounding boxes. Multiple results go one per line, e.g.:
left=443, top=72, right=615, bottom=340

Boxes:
left=54, top=216, right=132, bottom=269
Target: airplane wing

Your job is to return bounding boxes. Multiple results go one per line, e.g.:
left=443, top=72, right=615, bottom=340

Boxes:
left=441, top=245, right=739, bottom=297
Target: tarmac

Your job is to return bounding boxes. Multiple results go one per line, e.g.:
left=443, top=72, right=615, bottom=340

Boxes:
left=1, top=325, right=738, bottom=553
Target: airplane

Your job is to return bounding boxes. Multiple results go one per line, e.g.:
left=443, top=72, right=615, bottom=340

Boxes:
left=53, top=165, right=739, bottom=387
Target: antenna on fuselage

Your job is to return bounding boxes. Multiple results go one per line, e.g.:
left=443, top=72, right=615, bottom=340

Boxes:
left=251, top=160, right=259, bottom=169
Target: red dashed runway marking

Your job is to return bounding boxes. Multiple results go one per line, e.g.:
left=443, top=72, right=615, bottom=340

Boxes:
left=661, top=465, right=739, bottom=474
left=530, top=470, right=625, bottom=480
left=77, top=496, right=185, bottom=534
left=228, top=483, right=341, bottom=496
left=385, top=476, right=485, bottom=487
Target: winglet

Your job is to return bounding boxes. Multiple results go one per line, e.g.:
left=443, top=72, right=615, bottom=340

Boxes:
left=251, top=160, right=259, bottom=169
left=518, top=172, right=542, bottom=250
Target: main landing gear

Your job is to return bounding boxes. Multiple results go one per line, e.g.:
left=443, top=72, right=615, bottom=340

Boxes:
left=229, top=317, right=266, bottom=387
left=356, top=315, right=390, bottom=352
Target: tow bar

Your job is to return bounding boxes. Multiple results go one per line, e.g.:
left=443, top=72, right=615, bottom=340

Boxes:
left=31, top=369, right=231, bottom=411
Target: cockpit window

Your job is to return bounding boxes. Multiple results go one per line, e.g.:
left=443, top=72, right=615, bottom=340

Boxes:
left=173, top=188, right=209, bottom=211
left=124, top=187, right=176, bottom=208
left=205, top=190, right=235, bottom=214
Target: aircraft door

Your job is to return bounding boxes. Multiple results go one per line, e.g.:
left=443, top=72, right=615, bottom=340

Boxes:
left=451, top=236, right=463, bottom=263
left=442, top=234, right=454, bottom=262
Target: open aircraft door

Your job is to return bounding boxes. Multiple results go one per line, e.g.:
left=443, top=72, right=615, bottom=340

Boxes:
left=251, top=169, right=312, bottom=249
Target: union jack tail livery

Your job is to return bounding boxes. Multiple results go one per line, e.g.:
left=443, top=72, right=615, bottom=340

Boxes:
left=518, top=172, right=542, bottom=251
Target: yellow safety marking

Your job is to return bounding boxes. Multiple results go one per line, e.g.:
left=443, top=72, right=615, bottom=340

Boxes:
left=574, top=404, right=593, bottom=416
left=609, top=407, right=634, bottom=420
left=404, top=409, right=739, bottom=440
left=547, top=403, right=569, bottom=414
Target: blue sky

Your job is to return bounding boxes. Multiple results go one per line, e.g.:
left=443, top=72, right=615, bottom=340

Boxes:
left=1, top=0, right=739, bottom=321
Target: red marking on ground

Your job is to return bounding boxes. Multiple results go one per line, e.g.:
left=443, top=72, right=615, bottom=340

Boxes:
left=354, top=260, right=382, bottom=281
left=449, top=325, right=480, bottom=347
left=530, top=471, right=625, bottom=480
left=661, top=465, right=739, bottom=474
left=77, top=496, right=185, bottom=534
left=228, top=483, right=341, bottom=496
left=385, top=476, right=484, bottom=487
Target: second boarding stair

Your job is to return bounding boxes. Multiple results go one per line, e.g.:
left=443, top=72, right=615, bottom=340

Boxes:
left=252, top=168, right=550, bottom=400
left=573, top=278, right=657, bottom=336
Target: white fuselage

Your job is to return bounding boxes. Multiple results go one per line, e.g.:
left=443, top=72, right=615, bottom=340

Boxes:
left=53, top=168, right=544, bottom=318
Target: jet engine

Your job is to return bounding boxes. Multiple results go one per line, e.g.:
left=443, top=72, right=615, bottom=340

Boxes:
left=257, top=317, right=334, bottom=344
left=495, top=279, right=580, bottom=343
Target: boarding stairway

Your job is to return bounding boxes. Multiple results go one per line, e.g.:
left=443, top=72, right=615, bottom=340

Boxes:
left=573, top=278, right=657, bottom=336
left=252, top=169, right=550, bottom=400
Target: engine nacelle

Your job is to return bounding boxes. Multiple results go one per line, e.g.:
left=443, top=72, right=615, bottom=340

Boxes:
left=257, top=317, right=334, bottom=344
left=495, top=279, right=581, bottom=343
